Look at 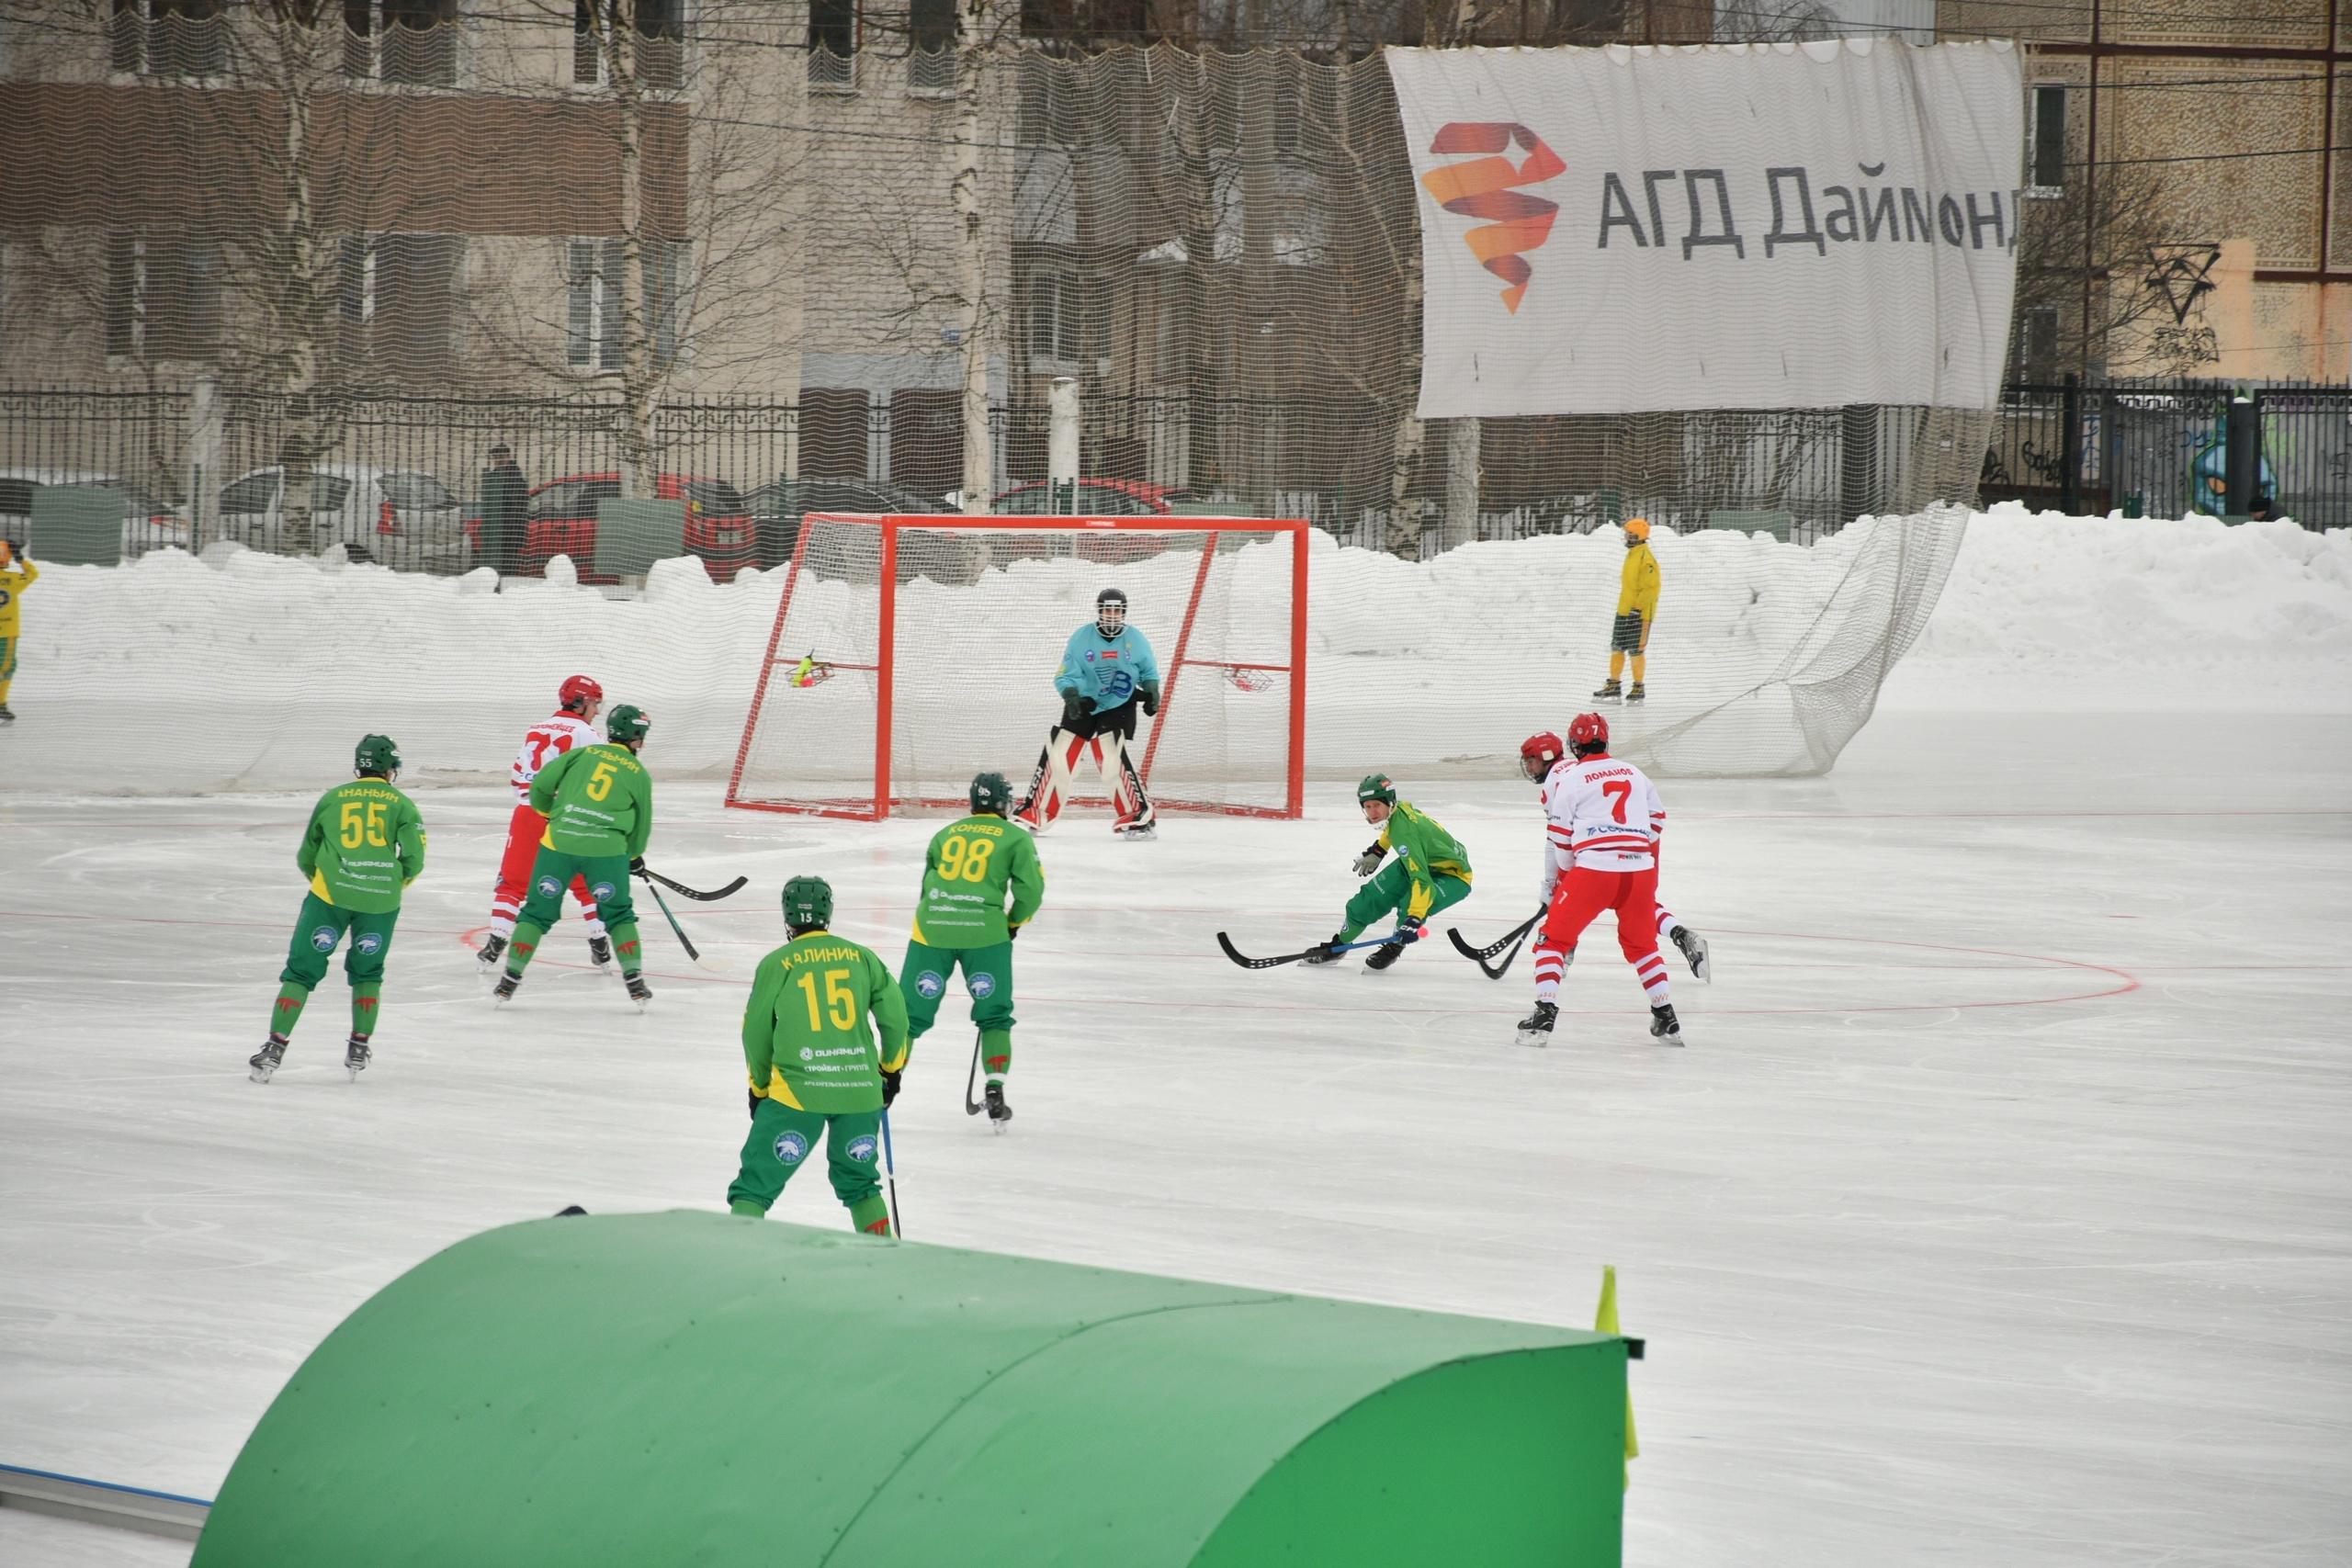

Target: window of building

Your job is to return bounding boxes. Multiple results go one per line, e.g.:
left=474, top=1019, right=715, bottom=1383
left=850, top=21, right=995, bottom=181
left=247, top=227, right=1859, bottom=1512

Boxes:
left=338, top=233, right=462, bottom=376
left=109, top=0, right=226, bottom=78
left=344, top=0, right=459, bottom=87
left=909, top=0, right=954, bottom=92
left=574, top=0, right=683, bottom=91
left=567, top=237, right=691, bottom=373
left=2028, top=84, right=2066, bottom=194
left=106, top=233, right=221, bottom=362
left=2016, top=305, right=2059, bottom=381
left=808, top=0, right=854, bottom=87
left=1024, top=264, right=1102, bottom=367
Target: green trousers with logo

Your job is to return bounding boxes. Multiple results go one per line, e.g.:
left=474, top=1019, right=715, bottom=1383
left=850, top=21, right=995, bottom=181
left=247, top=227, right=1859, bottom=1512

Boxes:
left=506, top=847, right=643, bottom=976
left=1339, top=863, right=1473, bottom=942
left=727, top=1098, right=891, bottom=1235
left=269, top=891, right=399, bottom=1040
left=899, top=938, right=1014, bottom=1080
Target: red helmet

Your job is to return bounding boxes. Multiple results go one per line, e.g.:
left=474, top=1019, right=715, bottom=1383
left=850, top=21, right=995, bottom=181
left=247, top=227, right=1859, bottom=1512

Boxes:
left=1518, top=731, right=1564, bottom=783
left=1567, top=711, right=1610, bottom=756
left=559, top=675, right=604, bottom=711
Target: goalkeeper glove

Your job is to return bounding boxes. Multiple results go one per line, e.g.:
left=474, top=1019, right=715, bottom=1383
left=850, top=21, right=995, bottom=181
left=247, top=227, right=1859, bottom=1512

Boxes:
left=1351, top=844, right=1383, bottom=877
left=1060, top=693, right=1094, bottom=728
left=1138, top=681, right=1161, bottom=717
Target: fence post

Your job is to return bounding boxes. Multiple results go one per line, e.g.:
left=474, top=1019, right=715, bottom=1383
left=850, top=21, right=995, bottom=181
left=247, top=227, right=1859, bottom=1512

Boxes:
left=187, top=376, right=223, bottom=550
left=2059, top=373, right=2082, bottom=516
left=1047, top=377, right=1080, bottom=515
left=2223, top=395, right=2260, bottom=519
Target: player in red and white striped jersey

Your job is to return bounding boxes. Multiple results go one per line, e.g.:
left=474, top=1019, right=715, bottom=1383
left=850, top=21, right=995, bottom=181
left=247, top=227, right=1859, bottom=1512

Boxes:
left=1515, top=713, right=1685, bottom=1047
left=477, top=675, right=610, bottom=974
left=1516, top=729, right=1710, bottom=987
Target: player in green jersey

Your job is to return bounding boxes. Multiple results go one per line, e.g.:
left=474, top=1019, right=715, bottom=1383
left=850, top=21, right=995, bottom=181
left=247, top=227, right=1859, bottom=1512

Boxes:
left=729, top=875, right=910, bottom=1235
left=493, top=704, right=655, bottom=1009
left=900, top=771, right=1045, bottom=1130
left=250, top=734, right=426, bottom=1082
left=1303, top=773, right=1474, bottom=973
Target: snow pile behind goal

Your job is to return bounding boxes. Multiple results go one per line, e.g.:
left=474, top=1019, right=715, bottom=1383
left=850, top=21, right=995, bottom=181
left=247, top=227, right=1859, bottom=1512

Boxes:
left=3, top=510, right=1985, bottom=796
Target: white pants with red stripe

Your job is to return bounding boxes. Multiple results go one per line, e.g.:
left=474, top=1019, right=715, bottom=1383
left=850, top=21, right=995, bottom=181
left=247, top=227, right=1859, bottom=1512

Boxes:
left=1532, top=864, right=1670, bottom=1007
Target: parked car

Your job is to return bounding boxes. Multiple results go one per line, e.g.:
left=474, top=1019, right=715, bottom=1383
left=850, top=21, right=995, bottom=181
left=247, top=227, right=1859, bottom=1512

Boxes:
left=216, top=464, right=469, bottom=573
left=0, top=468, right=192, bottom=560
left=481, top=472, right=754, bottom=582
left=989, top=478, right=1187, bottom=516
left=744, top=477, right=943, bottom=570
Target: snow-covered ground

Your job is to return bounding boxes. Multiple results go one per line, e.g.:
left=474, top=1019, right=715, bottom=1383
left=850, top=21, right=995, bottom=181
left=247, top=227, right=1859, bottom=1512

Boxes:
left=2, top=512, right=2347, bottom=1566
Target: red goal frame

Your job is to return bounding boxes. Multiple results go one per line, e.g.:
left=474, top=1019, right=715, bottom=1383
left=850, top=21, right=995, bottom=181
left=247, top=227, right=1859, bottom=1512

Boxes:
left=724, top=513, right=1309, bottom=820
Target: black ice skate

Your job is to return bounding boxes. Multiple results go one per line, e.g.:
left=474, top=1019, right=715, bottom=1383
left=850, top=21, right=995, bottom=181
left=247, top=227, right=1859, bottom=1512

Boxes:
left=1591, top=679, right=1623, bottom=701
left=477, top=932, right=509, bottom=972
left=1649, top=1003, right=1685, bottom=1046
left=1515, top=1000, right=1557, bottom=1046
left=1671, top=926, right=1712, bottom=983
left=1363, top=936, right=1406, bottom=972
left=0, top=704, right=16, bottom=724
left=492, top=970, right=521, bottom=1005
left=587, top=933, right=613, bottom=970
left=984, top=1080, right=1012, bottom=1133
left=345, top=1034, right=372, bottom=1079
left=625, top=973, right=652, bottom=1011
left=1626, top=682, right=1646, bottom=704
left=1300, top=933, right=1347, bottom=966
left=248, top=1035, right=288, bottom=1083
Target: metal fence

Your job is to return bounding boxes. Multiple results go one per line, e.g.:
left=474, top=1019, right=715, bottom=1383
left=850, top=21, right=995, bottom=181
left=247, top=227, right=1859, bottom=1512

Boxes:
left=1980, top=378, right=2351, bottom=531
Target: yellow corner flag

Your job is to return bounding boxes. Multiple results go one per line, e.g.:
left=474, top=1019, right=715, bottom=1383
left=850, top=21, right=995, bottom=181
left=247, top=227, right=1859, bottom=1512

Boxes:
left=1595, top=1264, right=1639, bottom=1487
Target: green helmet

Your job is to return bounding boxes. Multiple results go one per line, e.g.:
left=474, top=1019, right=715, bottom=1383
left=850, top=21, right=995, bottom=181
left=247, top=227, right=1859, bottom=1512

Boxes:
left=969, top=771, right=1012, bottom=816
left=354, top=734, right=401, bottom=775
left=782, top=874, right=833, bottom=931
left=607, top=704, right=651, bottom=744
left=1356, top=773, right=1396, bottom=807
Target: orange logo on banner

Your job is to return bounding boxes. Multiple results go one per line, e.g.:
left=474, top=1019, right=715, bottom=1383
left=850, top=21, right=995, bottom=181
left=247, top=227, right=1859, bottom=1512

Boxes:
left=1419, top=123, right=1567, bottom=313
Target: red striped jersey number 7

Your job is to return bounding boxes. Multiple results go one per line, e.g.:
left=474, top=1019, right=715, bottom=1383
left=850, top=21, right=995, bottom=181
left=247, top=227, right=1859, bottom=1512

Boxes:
left=1600, top=779, right=1632, bottom=824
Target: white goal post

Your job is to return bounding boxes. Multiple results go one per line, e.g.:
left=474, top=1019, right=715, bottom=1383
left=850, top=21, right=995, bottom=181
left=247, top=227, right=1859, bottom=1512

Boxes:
left=726, top=513, right=1309, bottom=820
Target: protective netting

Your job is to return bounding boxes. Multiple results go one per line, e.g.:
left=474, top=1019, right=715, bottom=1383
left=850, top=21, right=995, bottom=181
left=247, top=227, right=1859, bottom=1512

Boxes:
left=728, top=515, right=1305, bottom=818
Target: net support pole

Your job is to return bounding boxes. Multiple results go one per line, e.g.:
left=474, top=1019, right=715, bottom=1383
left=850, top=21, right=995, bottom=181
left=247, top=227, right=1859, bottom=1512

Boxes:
left=1287, top=521, right=1307, bottom=818
left=1048, top=377, right=1080, bottom=516
left=875, top=520, right=899, bottom=818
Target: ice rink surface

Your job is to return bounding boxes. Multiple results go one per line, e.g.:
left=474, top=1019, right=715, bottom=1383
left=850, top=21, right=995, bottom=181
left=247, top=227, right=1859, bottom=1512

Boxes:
left=3, top=708, right=2348, bottom=1566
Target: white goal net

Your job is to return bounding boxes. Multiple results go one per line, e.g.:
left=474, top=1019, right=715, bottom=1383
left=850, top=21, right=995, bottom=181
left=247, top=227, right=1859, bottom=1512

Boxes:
left=727, top=514, right=1307, bottom=818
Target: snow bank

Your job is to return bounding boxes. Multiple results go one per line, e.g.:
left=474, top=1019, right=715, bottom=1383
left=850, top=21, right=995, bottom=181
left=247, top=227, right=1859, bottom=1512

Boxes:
left=1883, top=504, right=2352, bottom=711
left=1, top=509, right=2343, bottom=795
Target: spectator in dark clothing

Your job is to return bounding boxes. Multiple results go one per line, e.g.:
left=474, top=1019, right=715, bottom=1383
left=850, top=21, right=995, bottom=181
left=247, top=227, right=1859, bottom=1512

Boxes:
left=479, top=443, right=528, bottom=581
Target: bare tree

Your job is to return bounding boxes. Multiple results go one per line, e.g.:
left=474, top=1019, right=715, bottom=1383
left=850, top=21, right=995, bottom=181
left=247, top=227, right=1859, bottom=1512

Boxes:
left=2010, top=159, right=2191, bottom=380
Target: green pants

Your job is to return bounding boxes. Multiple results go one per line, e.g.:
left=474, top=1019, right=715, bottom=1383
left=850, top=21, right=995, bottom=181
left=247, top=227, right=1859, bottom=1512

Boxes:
left=270, top=891, right=398, bottom=1040
left=900, top=938, right=1014, bottom=1079
left=1340, top=863, right=1472, bottom=941
left=508, top=847, right=642, bottom=976
left=727, top=1099, right=891, bottom=1235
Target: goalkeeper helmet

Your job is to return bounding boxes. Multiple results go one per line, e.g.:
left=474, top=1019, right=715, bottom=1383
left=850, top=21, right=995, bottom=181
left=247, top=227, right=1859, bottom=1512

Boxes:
left=781, top=874, right=833, bottom=933
left=1623, top=517, right=1651, bottom=545
left=1356, top=773, right=1397, bottom=807
left=1519, top=731, right=1564, bottom=783
left=354, top=733, right=401, bottom=777
left=559, top=674, right=603, bottom=713
left=969, top=771, right=1012, bottom=817
left=1568, top=712, right=1611, bottom=758
left=1095, top=587, right=1127, bottom=636
left=607, top=705, right=651, bottom=744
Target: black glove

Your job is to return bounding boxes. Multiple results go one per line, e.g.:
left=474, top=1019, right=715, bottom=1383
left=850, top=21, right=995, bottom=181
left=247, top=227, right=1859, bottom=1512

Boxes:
left=1138, top=681, right=1161, bottom=718
left=748, top=1088, right=763, bottom=1118
left=1060, top=693, right=1094, bottom=729
left=1007, top=923, right=1022, bottom=942
left=629, top=855, right=648, bottom=876
left=880, top=1067, right=902, bottom=1107
left=1351, top=843, right=1383, bottom=877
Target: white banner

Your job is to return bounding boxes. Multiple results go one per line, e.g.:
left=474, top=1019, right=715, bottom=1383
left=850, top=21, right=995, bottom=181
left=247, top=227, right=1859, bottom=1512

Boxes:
left=1389, top=39, right=2024, bottom=417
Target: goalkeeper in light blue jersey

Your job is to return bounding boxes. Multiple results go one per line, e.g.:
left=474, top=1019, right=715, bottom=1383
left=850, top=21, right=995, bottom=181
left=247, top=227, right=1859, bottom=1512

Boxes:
left=1014, top=586, right=1162, bottom=838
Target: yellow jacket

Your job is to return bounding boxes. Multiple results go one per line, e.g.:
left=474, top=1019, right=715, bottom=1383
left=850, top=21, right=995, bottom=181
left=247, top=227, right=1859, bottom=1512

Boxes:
left=0, top=554, right=37, bottom=637
left=1614, top=542, right=1658, bottom=619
